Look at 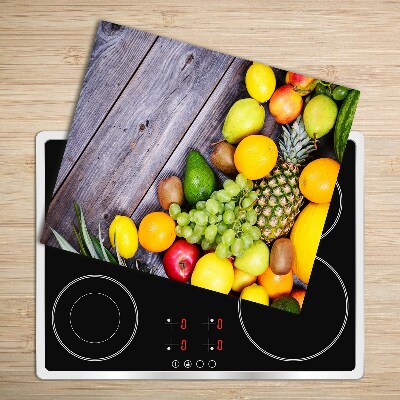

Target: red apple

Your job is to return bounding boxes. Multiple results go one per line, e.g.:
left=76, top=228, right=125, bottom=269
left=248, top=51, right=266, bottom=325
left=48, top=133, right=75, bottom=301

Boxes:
left=269, top=85, right=303, bottom=124
left=163, top=240, right=201, bottom=282
left=286, top=72, right=315, bottom=95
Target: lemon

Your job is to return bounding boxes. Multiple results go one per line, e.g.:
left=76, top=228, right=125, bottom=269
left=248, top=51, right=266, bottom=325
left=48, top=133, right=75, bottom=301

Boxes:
left=245, top=63, right=276, bottom=103
left=191, top=253, right=234, bottom=294
left=109, top=215, right=138, bottom=259
left=240, top=283, right=269, bottom=306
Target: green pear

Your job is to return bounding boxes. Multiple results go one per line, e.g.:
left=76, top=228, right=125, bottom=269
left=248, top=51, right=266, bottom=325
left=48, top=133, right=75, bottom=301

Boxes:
left=234, top=240, right=269, bottom=276
left=222, top=98, right=265, bottom=144
left=303, top=94, right=338, bottom=139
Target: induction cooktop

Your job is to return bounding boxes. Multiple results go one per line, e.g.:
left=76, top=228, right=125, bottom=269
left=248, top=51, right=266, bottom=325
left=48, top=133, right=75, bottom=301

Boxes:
left=36, top=131, right=364, bottom=379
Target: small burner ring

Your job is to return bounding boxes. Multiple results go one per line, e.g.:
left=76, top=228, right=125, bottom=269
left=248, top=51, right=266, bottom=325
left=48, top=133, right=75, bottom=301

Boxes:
left=69, top=292, right=121, bottom=344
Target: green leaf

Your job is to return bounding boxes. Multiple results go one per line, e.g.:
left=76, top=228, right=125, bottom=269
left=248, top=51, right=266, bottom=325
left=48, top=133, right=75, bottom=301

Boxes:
left=90, top=234, right=118, bottom=264
left=98, top=224, right=110, bottom=263
left=90, top=234, right=106, bottom=261
left=73, top=201, right=82, bottom=226
left=50, top=227, right=79, bottom=254
left=72, top=223, right=88, bottom=256
left=75, top=203, right=98, bottom=259
left=73, top=201, right=89, bottom=253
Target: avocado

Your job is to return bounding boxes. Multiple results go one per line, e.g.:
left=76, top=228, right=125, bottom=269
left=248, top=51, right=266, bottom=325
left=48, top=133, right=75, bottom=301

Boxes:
left=183, top=150, right=217, bottom=206
left=271, top=295, right=301, bottom=314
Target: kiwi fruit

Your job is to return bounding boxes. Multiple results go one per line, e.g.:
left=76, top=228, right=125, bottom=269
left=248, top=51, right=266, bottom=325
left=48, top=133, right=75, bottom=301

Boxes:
left=210, top=142, right=237, bottom=175
left=270, top=238, right=295, bottom=275
left=157, top=176, right=184, bottom=210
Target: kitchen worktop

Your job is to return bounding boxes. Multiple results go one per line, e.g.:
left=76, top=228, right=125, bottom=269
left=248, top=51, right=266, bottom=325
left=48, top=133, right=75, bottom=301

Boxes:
left=0, top=0, right=399, bottom=398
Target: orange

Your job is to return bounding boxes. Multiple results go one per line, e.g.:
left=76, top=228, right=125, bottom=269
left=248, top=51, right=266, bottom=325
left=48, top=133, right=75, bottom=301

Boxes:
left=234, top=135, right=278, bottom=180
left=258, top=267, right=293, bottom=300
left=291, top=289, right=306, bottom=309
left=299, top=158, right=340, bottom=203
left=138, top=212, right=176, bottom=252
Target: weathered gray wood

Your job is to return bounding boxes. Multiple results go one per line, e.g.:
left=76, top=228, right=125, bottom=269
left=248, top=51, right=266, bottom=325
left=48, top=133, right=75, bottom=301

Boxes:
left=42, top=36, right=233, bottom=247
left=128, top=57, right=281, bottom=276
left=53, top=21, right=157, bottom=192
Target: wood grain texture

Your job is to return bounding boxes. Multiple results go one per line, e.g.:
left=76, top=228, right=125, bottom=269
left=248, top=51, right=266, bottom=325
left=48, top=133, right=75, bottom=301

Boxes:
left=42, top=36, right=233, bottom=246
left=0, top=0, right=399, bottom=399
left=53, top=21, right=157, bottom=192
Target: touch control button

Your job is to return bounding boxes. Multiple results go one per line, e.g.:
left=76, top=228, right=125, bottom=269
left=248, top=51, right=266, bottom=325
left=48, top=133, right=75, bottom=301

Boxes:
left=184, top=360, right=192, bottom=369
left=195, top=360, right=204, bottom=369
left=208, top=359, right=216, bottom=369
left=171, top=360, right=179, bottom=369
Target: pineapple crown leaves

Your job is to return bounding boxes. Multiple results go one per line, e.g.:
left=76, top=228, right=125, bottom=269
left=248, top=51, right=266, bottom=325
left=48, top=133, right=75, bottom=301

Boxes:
left=279, top=115, right=316, bottom=166
left=51, top=202, right=118, bottom=265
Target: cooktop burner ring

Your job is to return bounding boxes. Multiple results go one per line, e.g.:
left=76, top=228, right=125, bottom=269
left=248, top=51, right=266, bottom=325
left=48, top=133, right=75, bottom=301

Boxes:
left=321, top=182, right=342, bottom=239
left=69, top=292, right=121, bottom=344
left=51, top=274, right=138, bottom=362
left=238, top=256, right=349, bottom=362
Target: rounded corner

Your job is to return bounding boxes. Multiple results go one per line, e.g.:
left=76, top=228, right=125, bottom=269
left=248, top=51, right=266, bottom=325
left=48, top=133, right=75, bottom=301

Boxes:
left=35, top=367, right=49, bottom=380
left=352, top=364, right=364, bottom=380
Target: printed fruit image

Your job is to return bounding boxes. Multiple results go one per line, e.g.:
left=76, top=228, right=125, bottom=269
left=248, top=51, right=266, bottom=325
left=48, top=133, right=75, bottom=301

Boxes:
left=285, top=72, right=315, bottom=95
left=158, top=176, right=184, bottom=210
left=210, top=141, right=237, bottom=175
left=231, top=267, right=257, bottom=292
left=303, top=94, right=338, bottom=139
left=271, top=295, right=300, bottom=314
left=234, top=135, right=278, bottom=180
left=184, top=150, right=217, bottom=206
left=191, top=252, right=234, bottom=294
left=290, top=202, right=330, bottom=284
left=240, top=283, right=269, bottom=306
left=234, top=240, right=270, bottom=276
left=332, top=86, right=350, bottom=101
left=163, top=239, right=201, bottom=282
left=254, top=116, right=315, bottom=243
left=291, top=289, right=306, bottom=309
left=172, top=173, right=262, bottom=257
left=222, top=98, right=265, bottom=144
left=299, top=158, right=340, bottom=203
left=245, top=62, right=276, bottom=103
left=138, top=212, right=176, bottom=252
left=109, top=215, right=138, bottom=259
left=269, top=84, right=303, bottom=124
left=269, top=238, right=295, bottom=275
left=258, top=267, right=293, bottom=300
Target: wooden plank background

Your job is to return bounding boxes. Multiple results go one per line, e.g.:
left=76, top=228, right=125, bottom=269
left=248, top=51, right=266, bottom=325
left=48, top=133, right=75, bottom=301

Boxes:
left=0, top=0, right=399, bottom=398
left=41, top=22, right=288, bottom=275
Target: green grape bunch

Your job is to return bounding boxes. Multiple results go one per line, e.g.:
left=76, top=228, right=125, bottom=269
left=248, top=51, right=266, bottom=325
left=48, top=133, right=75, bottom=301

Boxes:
left=168, top=174, right=261, bottom=259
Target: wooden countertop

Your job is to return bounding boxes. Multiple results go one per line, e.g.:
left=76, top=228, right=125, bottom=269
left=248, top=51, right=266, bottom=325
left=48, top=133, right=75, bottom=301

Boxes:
left=1, top=0, right=399, bottom=398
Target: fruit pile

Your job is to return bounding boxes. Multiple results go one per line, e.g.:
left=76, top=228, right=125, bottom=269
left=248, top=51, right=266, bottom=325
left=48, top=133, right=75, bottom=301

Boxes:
left=52, top=63, right=359, bottom=314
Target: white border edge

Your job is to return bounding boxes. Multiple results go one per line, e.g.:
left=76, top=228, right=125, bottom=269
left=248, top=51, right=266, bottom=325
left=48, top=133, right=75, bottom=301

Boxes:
left=351, top=131, right=365, bottom=380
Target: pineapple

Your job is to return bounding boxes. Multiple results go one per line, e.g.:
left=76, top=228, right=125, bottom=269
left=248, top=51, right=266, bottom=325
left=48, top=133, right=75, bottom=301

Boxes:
left=254, top=116, right=315, bottom=244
